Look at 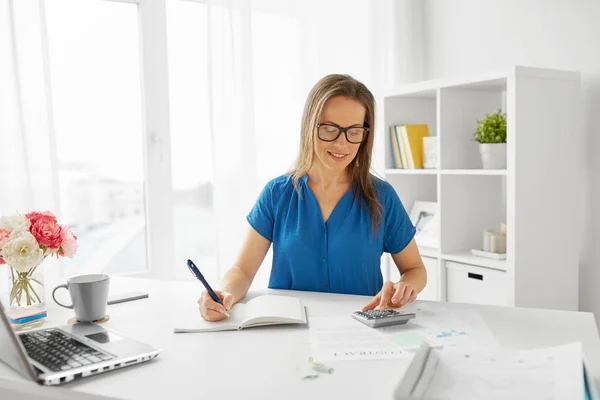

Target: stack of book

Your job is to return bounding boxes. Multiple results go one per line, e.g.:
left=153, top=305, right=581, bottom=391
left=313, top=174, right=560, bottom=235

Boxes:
left=389, top=124, right=430, bottom=169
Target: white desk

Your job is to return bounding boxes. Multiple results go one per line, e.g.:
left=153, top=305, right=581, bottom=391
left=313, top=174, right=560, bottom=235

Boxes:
left=1, top=276, right=600, bottom=400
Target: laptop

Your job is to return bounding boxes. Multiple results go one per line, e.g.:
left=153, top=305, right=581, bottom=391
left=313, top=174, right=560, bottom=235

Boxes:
left=0, top=301, right=161, bottom=385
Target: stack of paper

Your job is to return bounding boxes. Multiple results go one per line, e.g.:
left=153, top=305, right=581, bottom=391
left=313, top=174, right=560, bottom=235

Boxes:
left=6, top=308, right=46, bottom=329
left=394, top=342, right=598, bottom=400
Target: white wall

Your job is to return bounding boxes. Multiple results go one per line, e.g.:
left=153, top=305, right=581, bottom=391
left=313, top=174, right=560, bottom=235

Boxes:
left=420, top=0, right=600, bottom=319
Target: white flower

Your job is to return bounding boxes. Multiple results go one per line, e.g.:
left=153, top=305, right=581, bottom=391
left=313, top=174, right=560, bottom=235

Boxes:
left=0, top=214, right=30, bottom=233
left=1, top=229, right=44, bottom=273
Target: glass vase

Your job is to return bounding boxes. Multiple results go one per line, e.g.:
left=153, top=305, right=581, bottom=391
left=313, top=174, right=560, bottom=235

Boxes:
left=8, top=263, right=45, bottom=309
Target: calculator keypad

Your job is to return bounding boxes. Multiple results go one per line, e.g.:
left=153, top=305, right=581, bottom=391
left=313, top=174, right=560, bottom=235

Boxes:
left=351, top=309, right=415, bottom=328
left=354, top=309, right=403, bottom=320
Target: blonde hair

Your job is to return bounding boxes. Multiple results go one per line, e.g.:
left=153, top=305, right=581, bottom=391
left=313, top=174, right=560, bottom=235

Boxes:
left=289, top=74, right=382, bottom=232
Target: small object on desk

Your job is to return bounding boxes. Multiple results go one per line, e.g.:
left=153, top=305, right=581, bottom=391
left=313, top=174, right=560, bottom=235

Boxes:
left=11, top=319, right=45, bottom=331
left=107, top=291, right=149, bottom=305
left=7, top=308, right=47, bottom=330
left=6, top=308, right=47, bottom=324
left=352, top=309, right=416, bottom=328
left=67, top=314, right=110, bottom=325
left=302, top=374, right=320, bottom=381
left=308, top=357, right=334, bottom=374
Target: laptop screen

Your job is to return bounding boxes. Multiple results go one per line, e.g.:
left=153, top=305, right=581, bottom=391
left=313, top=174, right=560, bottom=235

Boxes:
left=0, top=302, right=37, bottom=381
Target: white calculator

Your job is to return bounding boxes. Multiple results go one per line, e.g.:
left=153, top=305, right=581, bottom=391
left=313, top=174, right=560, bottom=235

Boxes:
left=352, top=309, right=416, bottom=328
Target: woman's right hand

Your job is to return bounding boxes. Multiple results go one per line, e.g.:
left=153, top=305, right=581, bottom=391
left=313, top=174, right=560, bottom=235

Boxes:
left=198, top=290, right=234, bottom=322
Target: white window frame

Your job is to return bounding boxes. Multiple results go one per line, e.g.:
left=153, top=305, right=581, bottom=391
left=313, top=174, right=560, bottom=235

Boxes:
left=137, top=0, right=175, bottom=279
left=101, top=0, right=206, bottom=279
left=22, top=0, right=174, bottom=283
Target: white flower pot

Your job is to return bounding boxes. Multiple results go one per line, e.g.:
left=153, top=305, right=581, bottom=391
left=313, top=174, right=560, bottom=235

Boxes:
left=479, top=143, right=507, bottom=169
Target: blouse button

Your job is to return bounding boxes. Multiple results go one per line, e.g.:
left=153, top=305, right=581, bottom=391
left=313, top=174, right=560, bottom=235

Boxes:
left=322, top=258, right=326, bottom=262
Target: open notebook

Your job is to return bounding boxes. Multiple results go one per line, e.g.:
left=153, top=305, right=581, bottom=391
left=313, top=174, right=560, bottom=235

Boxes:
left=174, top=295, right=307, bottom=333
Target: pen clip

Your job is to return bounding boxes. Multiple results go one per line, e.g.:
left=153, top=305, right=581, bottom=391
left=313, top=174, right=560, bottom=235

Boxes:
left=187, top=259, right=202, bottom=281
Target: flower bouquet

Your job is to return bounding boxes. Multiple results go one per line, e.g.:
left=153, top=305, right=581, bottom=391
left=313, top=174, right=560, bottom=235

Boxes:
left=0, top=211, right=78, bottom=308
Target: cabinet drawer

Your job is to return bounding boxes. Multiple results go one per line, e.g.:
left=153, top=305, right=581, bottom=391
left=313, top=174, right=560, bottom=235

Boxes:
left=446, top=261, right=509, bottom=306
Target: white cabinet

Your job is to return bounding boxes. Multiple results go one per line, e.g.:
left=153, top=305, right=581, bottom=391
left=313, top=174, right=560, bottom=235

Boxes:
left=383, top=66, right=582, bottom=311
left=445, top=261, right=509, bottom=307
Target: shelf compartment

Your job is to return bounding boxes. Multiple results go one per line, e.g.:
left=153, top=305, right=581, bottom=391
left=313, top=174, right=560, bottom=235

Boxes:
left=384, top=95, right=437, bottom=170
left=439, top=174, right=506, bottom=256
left=386, top=173, right=437, bottom=220
left=439, top=85, right=506, bottom=170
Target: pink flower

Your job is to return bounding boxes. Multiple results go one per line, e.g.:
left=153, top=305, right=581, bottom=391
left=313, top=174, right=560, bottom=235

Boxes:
left=29, top=215, right=63, bottom=251
left=0, top=256, right=5, bottom=265
left=26, top=211, right=57, bottom=226
left=59, top=227, right=78, bottom=258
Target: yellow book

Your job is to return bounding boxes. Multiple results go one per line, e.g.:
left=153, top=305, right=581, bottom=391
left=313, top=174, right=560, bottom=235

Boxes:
left=401, top=124, right=430, bottom=169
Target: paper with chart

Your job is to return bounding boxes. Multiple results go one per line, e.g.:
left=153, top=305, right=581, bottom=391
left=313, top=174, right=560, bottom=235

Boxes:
left=309, top=315, right=413, bottom=362
left=378, top=303, right=500, bottom=351
left=308, top=304, right=499, bottom=362
left=396, top=341, right=584, bottom=400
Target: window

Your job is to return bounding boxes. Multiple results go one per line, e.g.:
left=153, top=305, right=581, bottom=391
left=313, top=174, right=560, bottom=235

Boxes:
left=38, top=0, right=380, bottom=284
left=45, top=0, right=147, bottom=277
left=166, top=0, right=218, bottom=282
left=251, top=10, right=303, bottom=184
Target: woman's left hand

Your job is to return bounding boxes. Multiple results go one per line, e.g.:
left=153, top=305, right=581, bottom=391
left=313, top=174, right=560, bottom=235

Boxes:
left=362, top=281, right=417, bottom=311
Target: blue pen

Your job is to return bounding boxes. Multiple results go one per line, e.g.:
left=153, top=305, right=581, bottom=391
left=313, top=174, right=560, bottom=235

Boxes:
left=187, top=259, right=230, bottom=317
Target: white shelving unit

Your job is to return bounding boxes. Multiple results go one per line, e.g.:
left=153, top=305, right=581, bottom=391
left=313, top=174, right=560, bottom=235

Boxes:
left=382, top=66, right=583, bottom=311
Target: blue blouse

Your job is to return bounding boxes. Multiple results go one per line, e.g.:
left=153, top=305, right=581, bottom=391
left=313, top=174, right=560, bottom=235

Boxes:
left=246, top=174, right=416, bottom=296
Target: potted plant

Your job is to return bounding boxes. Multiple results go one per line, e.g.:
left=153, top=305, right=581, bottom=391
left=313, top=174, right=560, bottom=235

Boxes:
left=474, top=110, right=507, bottom=169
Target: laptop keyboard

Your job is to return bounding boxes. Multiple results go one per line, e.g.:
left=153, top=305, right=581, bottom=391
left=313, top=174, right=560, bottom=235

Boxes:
left=19, top=329, right=113, bottom=372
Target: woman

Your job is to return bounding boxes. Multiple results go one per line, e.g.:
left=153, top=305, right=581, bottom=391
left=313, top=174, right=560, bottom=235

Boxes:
left=199, top=74, right=427, bottom=321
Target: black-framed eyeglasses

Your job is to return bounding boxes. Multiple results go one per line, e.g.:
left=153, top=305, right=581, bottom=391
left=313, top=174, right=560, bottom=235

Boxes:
left=316, top=123, right=369, bottom=144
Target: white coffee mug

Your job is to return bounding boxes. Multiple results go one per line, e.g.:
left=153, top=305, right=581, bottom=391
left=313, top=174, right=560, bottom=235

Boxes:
left=52, top=274, right=109, bottom=322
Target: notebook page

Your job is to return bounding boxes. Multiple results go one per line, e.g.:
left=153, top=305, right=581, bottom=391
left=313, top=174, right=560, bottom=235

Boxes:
left=173, top=303, right=247, bottom=333
left=242, top=295, right=305, bottom=327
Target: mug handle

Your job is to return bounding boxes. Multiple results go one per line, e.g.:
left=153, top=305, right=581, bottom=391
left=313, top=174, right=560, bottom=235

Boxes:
left=52, top=284, right=73, bottom=309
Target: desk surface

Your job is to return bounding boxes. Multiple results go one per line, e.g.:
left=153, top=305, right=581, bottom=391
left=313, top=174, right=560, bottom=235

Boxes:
left=1, top=277, right=600, bottom=400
